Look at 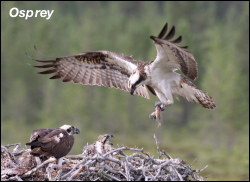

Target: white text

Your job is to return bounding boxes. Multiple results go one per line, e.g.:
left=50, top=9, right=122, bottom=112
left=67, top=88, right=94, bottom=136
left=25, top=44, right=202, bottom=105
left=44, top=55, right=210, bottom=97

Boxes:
left=9, top=7, right=54, bottom=20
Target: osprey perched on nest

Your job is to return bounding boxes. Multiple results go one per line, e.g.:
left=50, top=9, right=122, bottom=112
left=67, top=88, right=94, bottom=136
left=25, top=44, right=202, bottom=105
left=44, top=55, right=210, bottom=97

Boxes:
left=34, top=22, right=216, bottom=123
left=26, top=125, right=80, bottom=166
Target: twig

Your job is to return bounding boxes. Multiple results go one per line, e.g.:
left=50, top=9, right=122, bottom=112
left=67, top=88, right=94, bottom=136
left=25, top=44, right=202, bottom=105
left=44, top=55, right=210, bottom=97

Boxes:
left=21, top=157, right=56, bottom=178
left=103, top=147, right=144, bottom=158
left=172, top=166, right=184, bottom=181
left=4, top=143, right=21, bottom=150
left=70, top=165, right=84, bottom=179
left=1, top=140, right=206, bottom=181
left=99, top=165, right=120, bottom=174
left=154, top=134, right=161, bottom=159
left=65, top=154, right=84, bottom=160
left=194, top=165, right=208, bottom=173
left=98, top=170, right=122, bottom=181
left=4, top=175, right=23, bottom=181
left=161, top=151, right=172, bottom=160
left=155, top=160, right=172, bottom=169
left=124, top=157, right=131, bottom=181
left=12, top=149, right=30, bottom=156
left=61, top=156, right=96, bottom=180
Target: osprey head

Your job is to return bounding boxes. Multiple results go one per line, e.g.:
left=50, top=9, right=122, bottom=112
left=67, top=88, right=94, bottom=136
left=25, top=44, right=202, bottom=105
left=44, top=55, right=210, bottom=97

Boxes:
left=97, top=134, right=114, bottom=144
left=128, top=70, right=144, bottom=95
left=60, top=125, right=80, bottom=135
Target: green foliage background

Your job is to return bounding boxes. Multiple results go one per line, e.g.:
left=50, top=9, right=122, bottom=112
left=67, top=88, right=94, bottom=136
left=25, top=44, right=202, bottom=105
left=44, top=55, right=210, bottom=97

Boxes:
left=1, top=1, right=249, bottom=180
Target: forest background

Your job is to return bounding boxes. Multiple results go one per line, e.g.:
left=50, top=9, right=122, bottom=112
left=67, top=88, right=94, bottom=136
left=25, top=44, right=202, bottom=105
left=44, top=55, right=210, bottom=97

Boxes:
left=1, top=1, right=249, bottom=181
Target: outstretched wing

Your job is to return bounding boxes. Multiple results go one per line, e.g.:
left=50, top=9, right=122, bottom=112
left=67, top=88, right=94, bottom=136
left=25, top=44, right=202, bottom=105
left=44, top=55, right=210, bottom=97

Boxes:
left=150, top=23, right=198, bottom=80
left=34, top=51, right=149, bottom=99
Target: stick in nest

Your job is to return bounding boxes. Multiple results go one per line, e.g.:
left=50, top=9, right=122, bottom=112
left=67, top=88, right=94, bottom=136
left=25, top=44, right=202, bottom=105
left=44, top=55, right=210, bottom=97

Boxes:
left=153, top=133, right=172, bottom=159
left=1, top=138, right=206, bottom=181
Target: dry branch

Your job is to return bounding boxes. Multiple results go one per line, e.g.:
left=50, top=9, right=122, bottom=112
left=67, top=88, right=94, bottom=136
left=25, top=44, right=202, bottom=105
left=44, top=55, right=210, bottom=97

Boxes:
left=1, top=136, right=206, bottom=181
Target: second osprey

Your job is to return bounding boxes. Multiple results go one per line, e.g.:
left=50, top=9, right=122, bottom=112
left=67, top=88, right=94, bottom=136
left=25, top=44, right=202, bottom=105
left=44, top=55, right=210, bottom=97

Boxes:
left=35, top=22, right=216, bottom=122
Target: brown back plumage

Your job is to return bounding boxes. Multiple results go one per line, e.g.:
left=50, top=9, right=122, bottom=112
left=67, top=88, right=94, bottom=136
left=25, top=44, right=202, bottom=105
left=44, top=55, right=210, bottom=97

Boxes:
left=27, top=128, right=75, bottom=159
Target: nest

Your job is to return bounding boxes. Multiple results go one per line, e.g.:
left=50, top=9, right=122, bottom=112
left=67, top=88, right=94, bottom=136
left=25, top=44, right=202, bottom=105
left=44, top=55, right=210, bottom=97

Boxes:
left=1, top=135, right=206, bottom=181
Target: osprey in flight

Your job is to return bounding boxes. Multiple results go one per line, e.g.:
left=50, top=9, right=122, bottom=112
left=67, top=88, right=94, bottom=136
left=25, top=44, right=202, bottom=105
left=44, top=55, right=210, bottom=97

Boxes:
left=26, top=125, right=80, bottom=166
left=35, top=22, right=216, bottom=123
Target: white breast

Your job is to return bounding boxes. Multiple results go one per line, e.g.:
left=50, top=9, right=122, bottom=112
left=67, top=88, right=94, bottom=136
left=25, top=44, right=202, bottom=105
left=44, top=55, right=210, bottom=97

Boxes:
left=95, top=141, right=103, bottom=154
left=146, top=64, right=181, bottom=105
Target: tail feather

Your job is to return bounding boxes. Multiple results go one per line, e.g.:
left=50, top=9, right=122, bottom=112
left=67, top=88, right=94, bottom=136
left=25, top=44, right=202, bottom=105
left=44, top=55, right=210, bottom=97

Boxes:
left=26, top=141, right=40, bottom=147
left=194, top=89, right=216, bottom=109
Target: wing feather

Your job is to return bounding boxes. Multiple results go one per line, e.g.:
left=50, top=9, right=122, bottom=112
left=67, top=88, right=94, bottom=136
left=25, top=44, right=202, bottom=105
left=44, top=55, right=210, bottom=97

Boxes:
left=29, top=128, right=54, bottom=142
left=164, top=26, right=175, bottom=40
left=158, top=22, right=168, bottom=38
left=171, top=36, right=182, bottom=44
left=150, top=23, right=198, bottom=80
left=35, top=51, right=149, bottom=99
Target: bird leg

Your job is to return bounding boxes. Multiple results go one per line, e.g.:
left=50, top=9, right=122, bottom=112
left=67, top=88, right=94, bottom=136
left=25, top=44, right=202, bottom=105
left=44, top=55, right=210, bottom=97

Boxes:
left=35, top=156, right=42, bottom=166
left=57, top=157, right=64, bottom=167
left=155, top=101, right=166, bottom=111
left=46, top=157, right=63, bottom=170
left=150, top=101, right=166, bottom=127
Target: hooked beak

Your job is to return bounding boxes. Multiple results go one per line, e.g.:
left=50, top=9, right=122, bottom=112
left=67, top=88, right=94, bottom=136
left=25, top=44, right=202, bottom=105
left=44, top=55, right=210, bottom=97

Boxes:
left=130, top=85, right=136, bottom=95
left=74, top=128, right=80, bottom=134
left=106, top=134, right=114, bottom=139
left=103, top=134, right=114, bottom=144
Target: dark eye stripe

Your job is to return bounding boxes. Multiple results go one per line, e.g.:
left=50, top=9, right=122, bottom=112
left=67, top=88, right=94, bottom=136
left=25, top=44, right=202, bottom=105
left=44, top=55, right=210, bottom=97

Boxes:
left=134, top=75, right=145, bottom=86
